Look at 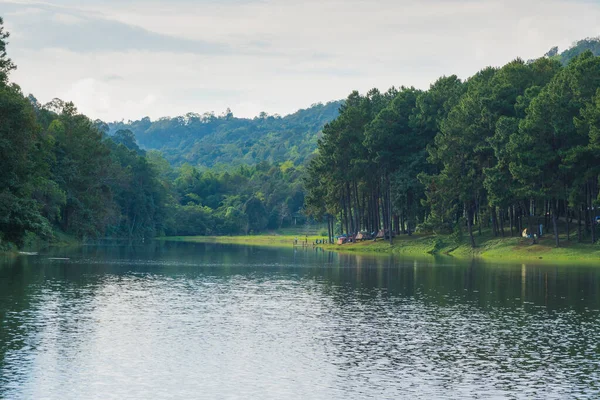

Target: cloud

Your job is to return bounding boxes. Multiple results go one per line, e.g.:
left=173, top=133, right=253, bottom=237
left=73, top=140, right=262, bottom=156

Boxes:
left=2, top=1, right=231, bottom=54
left=51, top=12, right=82, bottom=25
left=1, top=0, right=600, bottom=121
left=101, top=74, right=123, bottom=82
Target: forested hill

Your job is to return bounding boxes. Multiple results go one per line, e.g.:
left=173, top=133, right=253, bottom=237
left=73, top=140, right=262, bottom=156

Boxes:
left=108, top=101, right=342, bottom=169
left=555, top=37, right=600, bottom=64
left=108, top=37, right=600, bottom=170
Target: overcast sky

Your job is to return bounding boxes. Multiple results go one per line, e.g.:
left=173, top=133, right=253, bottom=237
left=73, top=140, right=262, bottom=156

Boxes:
left=1, top=0, right=599, bottom=121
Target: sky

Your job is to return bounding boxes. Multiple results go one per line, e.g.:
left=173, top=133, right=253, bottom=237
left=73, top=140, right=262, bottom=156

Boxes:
left=1, top=0, right=599, bottom=122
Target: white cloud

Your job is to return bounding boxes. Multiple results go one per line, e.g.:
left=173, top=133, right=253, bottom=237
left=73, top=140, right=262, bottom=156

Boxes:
left=2, top=0, right=600, bottom=121
left=51, top=12, right=82, bottom=25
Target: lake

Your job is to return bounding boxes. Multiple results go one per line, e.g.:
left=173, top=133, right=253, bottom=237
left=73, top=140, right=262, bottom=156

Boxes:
left=1, top=241, right=599, bottom=399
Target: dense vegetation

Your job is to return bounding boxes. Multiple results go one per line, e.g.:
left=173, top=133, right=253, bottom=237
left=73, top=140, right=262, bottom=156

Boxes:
left=1, top=69, right=167, bottom=248
left=109, top=101, right=341, bottom=169
left=306, top=42, right=600, bottom=249
left=0, top=18, right=310, bottom=249
left=2, top=10, right=600, bottom=252
left=556, top=37, right=600, bottom=65
left=160, top=159, right=307, bottom=236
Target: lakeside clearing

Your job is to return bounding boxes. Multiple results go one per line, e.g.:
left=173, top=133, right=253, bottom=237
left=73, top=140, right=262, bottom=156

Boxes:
left=163, top=231, right=600, bottom=265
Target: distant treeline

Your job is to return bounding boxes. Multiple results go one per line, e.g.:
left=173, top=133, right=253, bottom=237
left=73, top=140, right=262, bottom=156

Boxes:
left=305, top=44, right=600, bottom=248
left=108, top=101, right=342, bottom=169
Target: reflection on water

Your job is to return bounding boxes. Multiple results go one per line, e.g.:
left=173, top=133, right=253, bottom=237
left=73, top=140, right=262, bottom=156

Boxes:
left=1, top=241, right=599, bottom=399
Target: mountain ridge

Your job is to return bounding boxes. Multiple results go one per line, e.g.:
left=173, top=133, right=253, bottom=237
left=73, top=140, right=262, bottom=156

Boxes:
left=109, top=100, right=343, bottom=169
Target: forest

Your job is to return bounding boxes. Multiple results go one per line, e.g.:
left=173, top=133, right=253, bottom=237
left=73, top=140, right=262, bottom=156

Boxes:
left=305, top=43, right=600, bottom=248
left=0, top=17, right=308, bottom=249
left=2, top=11, right=600, bottom=251
left=108, top=101, right=341, bottom=169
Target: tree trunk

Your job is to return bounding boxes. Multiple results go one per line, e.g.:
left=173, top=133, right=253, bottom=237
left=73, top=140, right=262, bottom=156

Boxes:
left=578, top=205, right=583, bottom=243
left=388, top=179, right=393, bottom=245
left=128, top=213, right=137, bottom=240
left=552, top=199, right=560, bottom=248
left=467, top=202, right=476, bottom=248
left=342, top=195, right=349, bottom=235
left=594, top=178, right=598, bottom=244
left=544, top=199, right=549, bottom=234
left=565, top=203, right=570, bottom=242
left=375, top=189, right=381, bottom=231
left=585, top=183, right=591, bottom=235
left=367, top=197, right=370, bottom=231
left=476, top=197, right=482, bottom=236
left=400, top=213, right=405, bottom=234
left=332, top=215, right=336, bottom=241
left=372, top=192, right=376, bottom=232
left=373, top=189, right=378, bottom=232
left=379, top=186, right=386, bottom=239
left=509, top=205, right=514, bottom=237
left=346, top=183, right=354, bottom=235
left=382, top=187, right=387, bottom=233
left=525, top=200, right=537, bottom=244
left=353, top=180, right=361, bottom=232
left=590, top=180, right=597, bottom=244
left=361, top=191, right=367, bottom=232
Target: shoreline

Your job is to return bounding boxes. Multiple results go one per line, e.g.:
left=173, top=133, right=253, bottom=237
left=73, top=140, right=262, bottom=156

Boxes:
left=4, top=232, right=598, bottom=266
left=161, top=233, right=600, bottom=266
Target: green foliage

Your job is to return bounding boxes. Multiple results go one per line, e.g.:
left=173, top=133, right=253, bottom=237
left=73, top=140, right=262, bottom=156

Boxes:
left=559, top=37, right=600, bottom=65
left=105, top=138, right=167, bottom=239
left=164, top=160, right=307, bottom=236
left=168, top=203, right=215, bottom=236
left=112, top=129, right=144, bottom=155
left=450, top=218, right=465, bottom=245
left=307, top=51, right=600, bottom=250
left=0, top=68, right=48, bottom=247
left=0, top=18, right=168, bottom=247
left=0, top=17, right=15, bottom=84
left=3, top=11, right=600, bottom=252
left=108, top=101, right=342, bottom=169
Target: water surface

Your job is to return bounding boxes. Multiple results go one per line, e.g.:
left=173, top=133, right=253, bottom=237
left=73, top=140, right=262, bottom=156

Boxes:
left=1, top=241, right=599, bottom=399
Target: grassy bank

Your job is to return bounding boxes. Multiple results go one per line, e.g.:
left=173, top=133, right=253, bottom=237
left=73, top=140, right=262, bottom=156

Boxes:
left=163, top=230, right=600, bottom=265
left=1, top=231, right=81, bottom=255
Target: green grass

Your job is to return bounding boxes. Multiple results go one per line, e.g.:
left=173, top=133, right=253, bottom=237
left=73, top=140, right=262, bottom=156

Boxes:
left=164, top=233, right=325, bottom=249
left=162, top=228, right=600, bottom=265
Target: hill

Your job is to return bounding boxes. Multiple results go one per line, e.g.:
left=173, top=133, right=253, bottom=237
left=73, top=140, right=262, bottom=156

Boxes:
left=544, top=36, right=600, bottom=64
left=109, top=101, right=342, bottom=169
left=108, top=38, right=600, bottom=171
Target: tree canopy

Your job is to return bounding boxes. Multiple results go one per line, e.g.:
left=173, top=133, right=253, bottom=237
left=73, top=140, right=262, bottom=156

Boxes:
left=306, top=52, right=600, bottom=248
left=2, top=12, right=600, bottom=250
left=108, top=101, right=342, bottom=169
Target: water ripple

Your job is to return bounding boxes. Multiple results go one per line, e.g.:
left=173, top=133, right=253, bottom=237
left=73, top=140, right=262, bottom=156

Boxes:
left=1, top=243, right=599, bottom=399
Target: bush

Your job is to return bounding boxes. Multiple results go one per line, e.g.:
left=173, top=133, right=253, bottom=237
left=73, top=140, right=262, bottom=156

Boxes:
left=450, top=218, right=465, bottom=245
